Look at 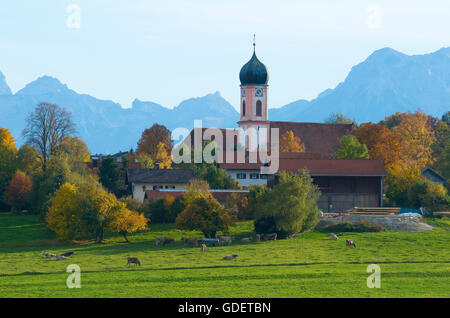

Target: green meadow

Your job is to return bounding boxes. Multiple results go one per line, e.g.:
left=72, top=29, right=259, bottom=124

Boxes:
left=0, top=213, right=449, bottom=297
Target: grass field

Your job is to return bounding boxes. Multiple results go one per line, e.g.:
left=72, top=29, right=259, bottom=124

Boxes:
left=0, top=212, right=449, bottom=297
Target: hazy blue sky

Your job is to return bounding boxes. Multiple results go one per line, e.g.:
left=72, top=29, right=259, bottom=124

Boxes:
left=0, top=0, right=449, bottom=110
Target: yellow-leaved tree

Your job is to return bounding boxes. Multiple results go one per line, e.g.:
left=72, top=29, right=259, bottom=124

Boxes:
left=107, top=207, right=148, bottom=242
left=46, top=183, right=82, bottom=240
left=47, top=182, right=148, bottom=242
left=155, top=141, right=172, bottom=169
left=280, top=130, right=306, bottom=152
left=385, top=162, right=421, bottom=206
left=0, top=128, right=17, bottom=152
left=392, top=111, right=436, bottom=169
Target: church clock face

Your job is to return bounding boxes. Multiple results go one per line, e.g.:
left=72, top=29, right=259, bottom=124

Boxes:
left=255, top=88, right=264, bottom=97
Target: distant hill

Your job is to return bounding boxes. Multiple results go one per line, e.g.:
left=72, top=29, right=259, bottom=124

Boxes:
left=0, top=47, right=448, bottom=153
left=0, top=77, right=239, bottom=154
left=270, top=47, right=450, bottom=123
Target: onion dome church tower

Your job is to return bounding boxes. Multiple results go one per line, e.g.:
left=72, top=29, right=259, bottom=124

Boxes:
left=238, top=36, right=270, bottom=151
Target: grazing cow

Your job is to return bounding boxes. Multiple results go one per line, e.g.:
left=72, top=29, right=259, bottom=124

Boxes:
left=240, top=237, right=252, bottom=243
left=127, top=257, right=141, bottom=266
left=218, top=236, right=233, bottom=245
left=181, top=237, right=198, bottom=246
left=201, top=244, right=206, bottom=253
left=61, top=251, right=74, bottom=257
left=43, top=253, right=57, bottom=258
left=346, top=239, right=356, bottom=248
left=155, top=237, right=175, bottom=246
left=163, top=238, right=175, bottom=246
left=263, top=233, right=277, bottom=241
left=255, top=234, right=261, bottom=242
left=55, top=255, right=67, bottom=261
left=330, top=234, right=339, bottom=240
left=155, top=237, right=165, bottom=246
left=222, top=254, right=239, bottom=260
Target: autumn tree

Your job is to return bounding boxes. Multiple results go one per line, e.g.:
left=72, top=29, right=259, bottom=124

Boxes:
left=385, top=162, right=421, bottom=206
left=355, top=123, right=403, bottom=166
left=136, top=124, right=172, bottom=159
left=46, top=183, right=82, bottom=240
left=47, top=182, right=148, bottom=242
left=176, top=194, right=234, bottom=238
left=325, top=113, right=355, bottom=124
left=22, top=102, right=76, bottom=171
left=335, top=135, right=369, bottom=159
left=0, top=128, right=17, bottom=210
left=176, top=179, right=235, bottom=237
left=224, top=193, right=250, bottom=220
left=0, top=128, right=17, bottom=152
left=155, top=142, right=172, bottom=169
left=280, top=130, right=306, bottom=152
left=392, top=111, right=436, bottom=169
left=107, top=206, right=148, bottom=242
left=5, top=171, right=32, bottom=213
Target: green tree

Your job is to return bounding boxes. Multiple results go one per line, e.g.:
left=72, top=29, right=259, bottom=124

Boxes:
left=442, top=111, right=450, bottom=124
left=0, top=142, right=17, bottom=211
left=335, top=135, right=369, bottom=159
left=99, top=157, right=127, bottom=197
left=16, top=145, right=41, bottom=176
left=406, top=179, right=449, bottom=212
left=325, top=112, right=355, bottom=124
left=254, top=170, right=321, bottom=238
left=174, top=162, right=241, bottom=190
left=246, top=184, right=270, bottom=220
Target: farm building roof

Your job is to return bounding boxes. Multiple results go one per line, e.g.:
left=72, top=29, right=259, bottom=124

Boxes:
left=219, top=158, right=387, bottom=176
left=127, top=169, right=195, bottom=183
left=269, top=121, right=355, bottom=156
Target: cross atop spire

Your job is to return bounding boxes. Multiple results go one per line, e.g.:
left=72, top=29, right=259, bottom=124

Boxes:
left=253, top=34, right=256, bottom=52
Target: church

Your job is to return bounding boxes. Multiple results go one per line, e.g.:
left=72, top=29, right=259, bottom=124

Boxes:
left=170, top=42, right=387, bottom=212
left=218, top=43, right=387, bottom=212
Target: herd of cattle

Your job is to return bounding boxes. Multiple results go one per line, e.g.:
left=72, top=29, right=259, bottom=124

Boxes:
left=43, top=232, right=357, bottom=267
left=154, top=233, right=278, bottom=247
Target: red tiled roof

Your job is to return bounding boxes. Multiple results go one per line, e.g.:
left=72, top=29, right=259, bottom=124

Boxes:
left=270, top=121, right=355, bottom=156
left=278, top=158, right=387, bottom=176
left=220, top=158, right=387, bottom=176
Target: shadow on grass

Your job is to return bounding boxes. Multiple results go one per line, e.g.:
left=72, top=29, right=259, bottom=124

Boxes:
left=2, top=259, right=449, bottom=279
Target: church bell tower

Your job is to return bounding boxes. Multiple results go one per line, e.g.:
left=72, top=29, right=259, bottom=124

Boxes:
left=238, top=36, right=269, bottom=151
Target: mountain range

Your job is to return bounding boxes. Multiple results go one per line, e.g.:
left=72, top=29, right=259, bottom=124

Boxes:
left=0, top=47, right=449, bottom=154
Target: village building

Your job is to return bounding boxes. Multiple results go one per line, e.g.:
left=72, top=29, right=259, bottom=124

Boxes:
left=127, top=169, right=195, bottom=202
left=421, top=167, right=446, bottom=185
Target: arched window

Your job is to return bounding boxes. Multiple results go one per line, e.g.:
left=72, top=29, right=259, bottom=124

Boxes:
left=242, top=100, right=246, bottom=116
left=256, top=100, right=262, bottom=116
